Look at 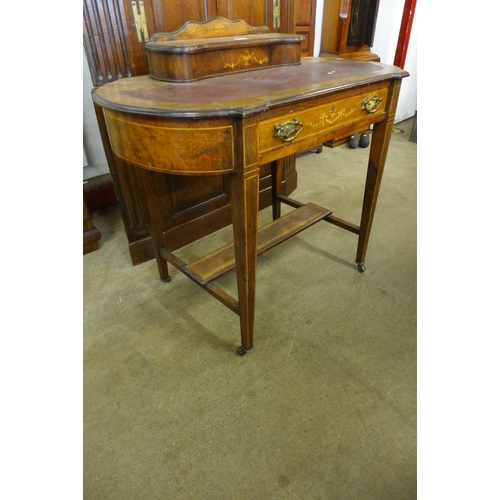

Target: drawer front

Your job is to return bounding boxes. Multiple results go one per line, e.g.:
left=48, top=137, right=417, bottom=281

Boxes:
left=259, top=87, right=389, bottom=154
left=104, top=110, right=235, bottom=175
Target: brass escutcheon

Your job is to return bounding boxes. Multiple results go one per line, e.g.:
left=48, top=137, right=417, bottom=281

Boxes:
left=274, top=117, right=303, bottom=142
left=362, top=95, right=383, bottom=114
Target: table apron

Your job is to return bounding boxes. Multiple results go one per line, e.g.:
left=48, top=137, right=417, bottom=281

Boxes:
left=258, top=84, right=389, bottom=157
left=103, top=110, right=236, bottom=175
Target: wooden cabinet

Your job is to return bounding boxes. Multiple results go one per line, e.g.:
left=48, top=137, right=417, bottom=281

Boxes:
left=319, top=0, right=380, bottom=61
left=83, top=194, right=101, bottom=254
left=295, top=0, right=317, bottom=56
left=84, top=0, right=298, bottom=265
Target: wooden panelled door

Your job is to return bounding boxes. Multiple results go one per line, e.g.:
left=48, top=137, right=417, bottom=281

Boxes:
left=295, top=0, right=317, bottom=56
left=84, top=0, right=298, bottom=265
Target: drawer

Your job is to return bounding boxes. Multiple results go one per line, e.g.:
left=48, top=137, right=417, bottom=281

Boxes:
left=104, top=109, right=235, bottom=175
left=259, top=86, right=388, bottom=154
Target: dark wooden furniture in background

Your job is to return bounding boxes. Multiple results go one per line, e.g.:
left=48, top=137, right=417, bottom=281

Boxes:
left=84, top=173, right=119, bottom=213
left=320, top=0, right=380, bottom=61
left=295, top=0, right=317, bottom=56
left=83, top=194, right=101, bottom=254
left=83, top=0, right=299, bottom=266
left=94, top=50, right=408, bottom=353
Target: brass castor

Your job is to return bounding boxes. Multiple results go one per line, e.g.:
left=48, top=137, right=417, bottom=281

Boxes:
left=237, top=346, right=248, bottom=356
left=357, top=262, right=366, bottom=273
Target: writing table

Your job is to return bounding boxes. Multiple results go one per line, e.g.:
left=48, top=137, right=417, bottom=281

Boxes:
left=93, top=57, right=409, bottom=355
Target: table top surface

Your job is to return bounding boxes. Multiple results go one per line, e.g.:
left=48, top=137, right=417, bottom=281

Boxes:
left=93, top=57, right=408, bottom=119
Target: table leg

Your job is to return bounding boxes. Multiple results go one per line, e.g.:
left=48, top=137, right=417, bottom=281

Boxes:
left=271, top=159, right=283, bottom=220
left=229, top=121, right=260, bottom=354
left=139, top=169, right=171, bottom=282
left=356, top=80, right=402, bottom=271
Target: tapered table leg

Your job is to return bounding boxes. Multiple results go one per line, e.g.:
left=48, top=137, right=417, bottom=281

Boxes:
left=271, top=159, right=283, bottom=220
left=139, top=169, right=171, bottom=282
left=229, top=120, right=260, bottom=354
left=356, top=80, right=402, bottom=271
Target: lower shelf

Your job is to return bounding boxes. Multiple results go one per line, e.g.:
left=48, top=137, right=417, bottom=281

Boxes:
left=182, top=202, right=332, bottom=285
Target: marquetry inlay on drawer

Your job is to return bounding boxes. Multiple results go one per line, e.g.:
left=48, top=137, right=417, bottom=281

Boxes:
left=259, top=86, right=389, bottom=154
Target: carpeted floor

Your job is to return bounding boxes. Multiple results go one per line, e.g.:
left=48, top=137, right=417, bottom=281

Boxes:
left=84, top=117, right=417, bottom=499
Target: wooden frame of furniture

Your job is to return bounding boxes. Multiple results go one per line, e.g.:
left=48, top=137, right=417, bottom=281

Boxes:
left=145, top=17, right=304, bottom=82
left=84, top=1, right=300, bottom=267
left=320, top=0, right=380, bottom=61
left=83, top=194, right=102, bottom=254
left=94, top=54, right=407, bottom=355
left=295, top=0, right=318, bottom=56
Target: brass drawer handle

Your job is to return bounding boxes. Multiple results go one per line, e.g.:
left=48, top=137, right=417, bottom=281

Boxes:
left=362, top=95, right=383, bottom=114
left=274, top=117, right=303, bottom=142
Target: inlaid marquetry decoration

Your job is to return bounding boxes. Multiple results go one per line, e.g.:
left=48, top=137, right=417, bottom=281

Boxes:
left=258, top=84, right=389, bottom=156
left=145, top=17, right=304, bottom=82
left=306, top=106, right=358, bottom=128
left=225, top=51, right=269, bottom=69
left=151, top=17, right=270, bottom=42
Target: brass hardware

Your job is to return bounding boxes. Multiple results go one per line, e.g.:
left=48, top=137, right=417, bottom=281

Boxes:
left=274, top=118, right=303, bottom=142
left=331, top=106, right=336, bottom=113
left=273, top=0, right=280, bottom=29
left=132, top=1, right=149, bottom=43
left=362, top=95, right=383, bottom=114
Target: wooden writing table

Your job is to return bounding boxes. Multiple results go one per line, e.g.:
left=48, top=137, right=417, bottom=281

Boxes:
left=94, top=57, right=409, bottom=355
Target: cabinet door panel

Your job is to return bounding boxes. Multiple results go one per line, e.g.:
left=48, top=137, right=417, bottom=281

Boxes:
left=232, top=0, right=269, bottom=27
left=295, top=0, right=316, bottom=55
left=153, top=0, right=209, bottom=32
